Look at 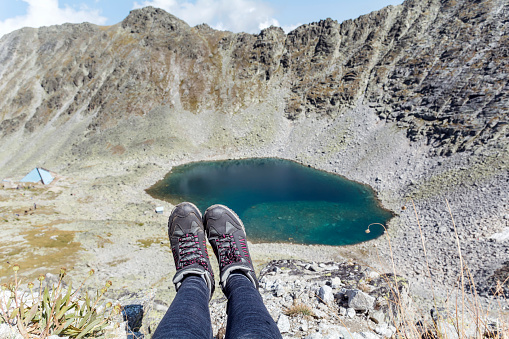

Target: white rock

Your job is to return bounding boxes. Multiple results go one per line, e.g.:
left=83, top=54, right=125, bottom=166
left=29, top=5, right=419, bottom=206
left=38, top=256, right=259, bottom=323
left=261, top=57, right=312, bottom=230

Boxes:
left=153, top=303, right=169, bottom=312
left=366, top=270, right=380, bottom=279
left=318, top=285, right=334, bottom=303
left=0, top=324, right=24, bottom=339
left=314, top=308, right=328, bottom=319
left=103, top=321, right=128, bottom=339
left=305, top=333, right=323, bottom=339
left=375, top=323, right=396, bottom=338
left=339, top=307, right=347, bottom=316
left=490, top=227, right=509, bottom=242
left=277, top=314, right=291, bottom=333
left=369, top=309, right=385, bottom=324
left=346, top=289, right=375, bottom=311
left=337, top=326, right=356, bottom=339
left=346, top=307, right=356, bottom=318
left=331, top=277, right=342, bottom=289
left=275, top=284, right=286, bottom=297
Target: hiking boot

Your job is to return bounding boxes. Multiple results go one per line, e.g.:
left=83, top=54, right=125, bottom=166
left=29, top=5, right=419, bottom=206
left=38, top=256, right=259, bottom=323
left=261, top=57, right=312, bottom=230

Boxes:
left=168, top=202, right=215, bottom=299
left=203, top=204, right=259, bottom=291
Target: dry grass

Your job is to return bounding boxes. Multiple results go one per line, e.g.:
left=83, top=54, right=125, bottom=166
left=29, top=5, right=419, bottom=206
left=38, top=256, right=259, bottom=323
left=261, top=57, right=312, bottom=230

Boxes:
left=366, top=198, right=509, bottom=339
left=284, top=302, right=315, bottom=317
left=0, top=226, right=81, bottom=284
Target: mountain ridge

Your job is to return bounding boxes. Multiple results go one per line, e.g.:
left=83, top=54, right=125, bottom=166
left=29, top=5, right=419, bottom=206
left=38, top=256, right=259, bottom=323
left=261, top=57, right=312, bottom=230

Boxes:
left=0, top=0, right=507, bottom=172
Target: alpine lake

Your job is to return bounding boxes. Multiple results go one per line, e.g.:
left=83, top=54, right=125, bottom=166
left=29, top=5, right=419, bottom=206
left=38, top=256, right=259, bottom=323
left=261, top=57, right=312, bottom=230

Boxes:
left=146, top=158, right=393, bottom=246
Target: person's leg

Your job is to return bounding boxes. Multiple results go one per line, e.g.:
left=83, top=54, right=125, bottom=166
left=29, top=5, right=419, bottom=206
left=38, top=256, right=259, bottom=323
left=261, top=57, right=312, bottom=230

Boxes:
left=224, top=273, right=282, bottom=339
left=152, top=275, right=212, bottom=338
left=153, top=202, right=216, bottom=338
left=203, top=204, right=282, bottom=339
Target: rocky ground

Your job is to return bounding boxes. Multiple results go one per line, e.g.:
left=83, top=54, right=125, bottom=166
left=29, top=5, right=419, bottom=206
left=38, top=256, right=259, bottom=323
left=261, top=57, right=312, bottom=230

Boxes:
left=0, top=103, right=507, bottom=337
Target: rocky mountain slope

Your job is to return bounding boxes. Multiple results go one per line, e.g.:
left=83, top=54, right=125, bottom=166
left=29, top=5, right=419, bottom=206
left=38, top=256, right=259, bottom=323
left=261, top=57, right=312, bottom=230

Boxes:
left=0, top=0, right=508, bottom=326
left=0, top=0, right=507, bottom=165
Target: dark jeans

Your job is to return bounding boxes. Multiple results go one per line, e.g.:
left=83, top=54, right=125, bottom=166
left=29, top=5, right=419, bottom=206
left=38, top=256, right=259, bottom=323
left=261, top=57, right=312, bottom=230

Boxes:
left=152, top=274, right=282, bottom=339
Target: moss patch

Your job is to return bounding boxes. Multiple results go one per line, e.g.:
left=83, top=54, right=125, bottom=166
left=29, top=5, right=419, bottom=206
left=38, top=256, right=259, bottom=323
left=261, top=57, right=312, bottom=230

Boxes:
left=136, top=237, right=168, bottom=248
left=0, top=226, right=82, bottom=283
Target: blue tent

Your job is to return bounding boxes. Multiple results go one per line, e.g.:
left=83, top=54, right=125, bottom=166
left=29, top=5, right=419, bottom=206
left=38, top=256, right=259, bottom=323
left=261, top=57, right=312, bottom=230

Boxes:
left=20, top=168, right=54, bottom=185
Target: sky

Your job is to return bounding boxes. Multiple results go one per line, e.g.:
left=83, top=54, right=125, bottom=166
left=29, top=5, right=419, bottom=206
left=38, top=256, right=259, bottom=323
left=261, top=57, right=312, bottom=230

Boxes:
left=0, top=0, right=405, bottom=38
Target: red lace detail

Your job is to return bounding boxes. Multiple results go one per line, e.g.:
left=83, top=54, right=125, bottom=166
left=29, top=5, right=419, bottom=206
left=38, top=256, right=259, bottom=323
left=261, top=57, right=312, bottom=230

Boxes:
left=174, top=234, right=209, bottom=271
left=214, top=234, right=242, bottom=268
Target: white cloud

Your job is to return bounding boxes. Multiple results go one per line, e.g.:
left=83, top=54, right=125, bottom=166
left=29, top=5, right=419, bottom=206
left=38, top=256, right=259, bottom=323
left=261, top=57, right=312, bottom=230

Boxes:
left=281, top=23, right=301, bottom=34
left=0, top=0, right=107, bottom=38
left=132, top=0, right=280, bottom=34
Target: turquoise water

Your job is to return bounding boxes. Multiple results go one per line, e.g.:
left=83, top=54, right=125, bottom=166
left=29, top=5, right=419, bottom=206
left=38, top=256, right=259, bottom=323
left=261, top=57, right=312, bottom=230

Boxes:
left=146, top=158, right=393, bottom=246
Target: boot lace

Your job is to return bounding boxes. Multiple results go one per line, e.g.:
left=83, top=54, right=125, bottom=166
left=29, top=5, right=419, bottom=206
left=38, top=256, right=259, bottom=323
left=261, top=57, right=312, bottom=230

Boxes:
left=173, top=234, right=209, bottom=271
left=214, top=234, right=242, bottom=268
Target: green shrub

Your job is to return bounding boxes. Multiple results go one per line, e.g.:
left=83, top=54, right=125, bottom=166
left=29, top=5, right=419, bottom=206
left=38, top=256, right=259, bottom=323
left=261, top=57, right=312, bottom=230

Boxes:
left=0, top=265, right=121, bottom=338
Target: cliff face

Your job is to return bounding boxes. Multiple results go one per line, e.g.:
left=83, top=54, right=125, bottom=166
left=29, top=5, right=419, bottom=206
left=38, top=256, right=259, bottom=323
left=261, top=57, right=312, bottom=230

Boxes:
left=284, top=0, right=508, bottom=155
left=0, top=0, right=507, bottom=171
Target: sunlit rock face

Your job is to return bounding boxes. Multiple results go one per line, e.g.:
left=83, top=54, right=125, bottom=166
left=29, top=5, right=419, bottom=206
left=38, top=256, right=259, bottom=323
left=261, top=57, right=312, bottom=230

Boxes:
left=0, top=0, right=507, bottom=171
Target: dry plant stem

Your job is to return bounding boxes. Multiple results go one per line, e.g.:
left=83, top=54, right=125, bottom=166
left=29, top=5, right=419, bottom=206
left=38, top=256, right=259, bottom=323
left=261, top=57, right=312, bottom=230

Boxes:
left=44, top=279, right=62, bottom=336
left=445, top=199, right=467, bottom=338
left=463, top=264, right=486, bottom=337
left=92, top=289, right=106, bottom=310
left=13, top=271, right=29, bottom=337
left=409, top=199, right=437, bottom=304
left=366, top=222, right=416, bottom=338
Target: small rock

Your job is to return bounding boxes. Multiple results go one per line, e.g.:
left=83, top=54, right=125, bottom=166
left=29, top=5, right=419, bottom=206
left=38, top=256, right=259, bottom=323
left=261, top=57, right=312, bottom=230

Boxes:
left=489, top=227, right=509, bottom=242
left=318, top=286, right=334, bottom=304
left=274, top=284, right=286, bottom=297
left=339, top=307, right=347, bottom=316
left=346, top=307, right=356, bottom=318
left=366, top=270, right=380, bottom=280
left=346, top=289, right=375, bottom=312
left=331, top=277, right=342, bottom=289
left=369, top=309, right=385, bottom=324
left=305, top=333, right=323, bottom=339
left=314, top=309, right=328, bottom=319
left=307, top=264, right=320, bottom=272
left=375, top=323, right=396, bottom=338
left=277, top=314, right=291, bottom=333
left=122, top=304, right=144, bottom=332
left=45, top=273, right=60, bottom=286
left=0, top=324, right=23, bottom=339
left=103, top=321, right=128, bottom=339
left=336, top=326, right=356, bottom=339
left=153, top=303, right=169, bottom=312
